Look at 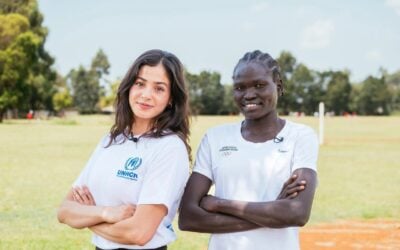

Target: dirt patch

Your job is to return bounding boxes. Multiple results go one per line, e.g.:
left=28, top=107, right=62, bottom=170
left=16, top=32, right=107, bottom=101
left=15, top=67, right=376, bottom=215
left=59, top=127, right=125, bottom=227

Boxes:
left=300, top=220, right=400, bottom=249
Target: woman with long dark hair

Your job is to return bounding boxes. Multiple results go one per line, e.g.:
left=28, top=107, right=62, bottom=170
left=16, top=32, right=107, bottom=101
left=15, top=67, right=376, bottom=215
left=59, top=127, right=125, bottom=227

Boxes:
left=58, top=49, right=191, bottom=250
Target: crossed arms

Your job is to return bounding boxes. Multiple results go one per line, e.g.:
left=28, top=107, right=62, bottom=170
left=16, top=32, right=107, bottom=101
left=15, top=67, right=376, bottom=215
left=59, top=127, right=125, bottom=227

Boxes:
left=57, top=187, right=166, bottom=246
left=178, top=168, right=317, bottom=233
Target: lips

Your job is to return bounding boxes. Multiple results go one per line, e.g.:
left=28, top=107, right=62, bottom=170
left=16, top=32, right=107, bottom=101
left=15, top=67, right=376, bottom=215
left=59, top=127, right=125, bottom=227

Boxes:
left=136, top=102, right=153, bottom=110
left=242, top=103, right=262, bottom=111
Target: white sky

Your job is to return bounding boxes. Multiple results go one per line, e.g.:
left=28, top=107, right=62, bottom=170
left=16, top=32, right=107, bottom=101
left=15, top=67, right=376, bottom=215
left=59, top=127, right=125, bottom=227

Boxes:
left=38, top=0, right=400, bottom=84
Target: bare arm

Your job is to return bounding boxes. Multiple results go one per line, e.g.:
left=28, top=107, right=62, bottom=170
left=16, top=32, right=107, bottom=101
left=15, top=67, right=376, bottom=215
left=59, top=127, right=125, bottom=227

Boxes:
left=201, top=168, right=317, bottom=228
left=90, top=204, right=167, bottom=246
left=57, top=187, right=135, bottom=229
left=178, top=173, right=263, bottom=233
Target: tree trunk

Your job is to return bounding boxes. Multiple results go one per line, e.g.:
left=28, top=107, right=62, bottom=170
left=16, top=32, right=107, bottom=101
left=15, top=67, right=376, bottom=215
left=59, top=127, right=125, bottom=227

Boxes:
left=0, top=109, right=4, bottom=123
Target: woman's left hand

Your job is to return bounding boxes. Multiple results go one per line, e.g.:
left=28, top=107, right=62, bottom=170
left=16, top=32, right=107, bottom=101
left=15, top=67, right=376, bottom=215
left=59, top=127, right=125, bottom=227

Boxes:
left=276, top=174, right=306, bottom=200
left=72, top=185, right=96, bottom=206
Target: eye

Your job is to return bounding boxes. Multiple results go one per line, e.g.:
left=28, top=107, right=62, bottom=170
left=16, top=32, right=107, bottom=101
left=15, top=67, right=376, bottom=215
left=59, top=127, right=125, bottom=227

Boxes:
left=134, top=81, right=145, bottom=87
left=255, top=82, right=265, bottom=88
left=155, top=86, right=165, bottom=92
left=234, top=85, right=243, bottom=91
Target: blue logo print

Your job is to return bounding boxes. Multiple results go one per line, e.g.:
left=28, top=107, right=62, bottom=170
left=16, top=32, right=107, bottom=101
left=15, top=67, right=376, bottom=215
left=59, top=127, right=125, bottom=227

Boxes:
left=125, top=157, right=142, bottom=170
left=117, top=157, right=142, bottom=181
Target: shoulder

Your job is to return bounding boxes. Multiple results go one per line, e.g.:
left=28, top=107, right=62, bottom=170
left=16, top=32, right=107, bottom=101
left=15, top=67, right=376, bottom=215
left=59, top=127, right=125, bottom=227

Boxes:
left=284, top=120, right=319, bottom=149
left=100, top=133, right=127, bottom=147
left=286, top=120, right=317, bottom=138
left=152, top=133, right=187, bottom=150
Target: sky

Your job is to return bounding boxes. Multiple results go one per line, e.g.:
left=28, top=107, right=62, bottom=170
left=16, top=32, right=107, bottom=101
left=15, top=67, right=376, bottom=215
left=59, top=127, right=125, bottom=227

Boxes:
left=38, top=0, right=400, bottom=84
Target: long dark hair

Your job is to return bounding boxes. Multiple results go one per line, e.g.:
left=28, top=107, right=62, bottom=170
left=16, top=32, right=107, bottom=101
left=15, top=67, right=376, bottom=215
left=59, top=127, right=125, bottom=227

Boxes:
left=108, top=49, right=191, bottom=160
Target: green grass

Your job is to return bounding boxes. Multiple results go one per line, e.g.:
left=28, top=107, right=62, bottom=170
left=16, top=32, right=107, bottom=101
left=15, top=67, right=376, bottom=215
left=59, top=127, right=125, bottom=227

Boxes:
left=1, top=115, right=399, bottom=249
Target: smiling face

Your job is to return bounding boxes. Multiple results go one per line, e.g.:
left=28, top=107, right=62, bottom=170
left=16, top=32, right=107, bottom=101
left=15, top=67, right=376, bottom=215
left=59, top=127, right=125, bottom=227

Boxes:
left=233, top=62, right=281, bottom=120
left=129, top=63, right=171, bottom=129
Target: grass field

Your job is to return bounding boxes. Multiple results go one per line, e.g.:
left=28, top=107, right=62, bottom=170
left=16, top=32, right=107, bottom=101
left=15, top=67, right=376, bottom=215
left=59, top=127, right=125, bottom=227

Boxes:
left=1, top=115, right=399, bottom=249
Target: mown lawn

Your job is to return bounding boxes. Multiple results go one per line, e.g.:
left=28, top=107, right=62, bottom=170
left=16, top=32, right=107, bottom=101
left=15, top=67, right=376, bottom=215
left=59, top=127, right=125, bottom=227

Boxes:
left=1, top=115, right=399, bottom=249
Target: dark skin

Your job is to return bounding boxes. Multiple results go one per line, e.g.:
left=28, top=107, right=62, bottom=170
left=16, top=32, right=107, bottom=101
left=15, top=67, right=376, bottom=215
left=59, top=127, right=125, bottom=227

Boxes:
left=178, top=62, right=317, bottom=232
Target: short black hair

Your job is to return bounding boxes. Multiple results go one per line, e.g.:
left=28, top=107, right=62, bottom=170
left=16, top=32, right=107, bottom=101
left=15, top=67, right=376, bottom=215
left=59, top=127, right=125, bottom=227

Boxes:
left=233, top=50, right=282, bottom=83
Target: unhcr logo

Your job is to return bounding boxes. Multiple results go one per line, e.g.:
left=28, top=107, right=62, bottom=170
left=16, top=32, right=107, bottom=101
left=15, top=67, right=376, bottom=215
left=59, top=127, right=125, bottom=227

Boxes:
left=117, top=157, right=142, bottom=181
left=125, top=157, right=142, bottom=171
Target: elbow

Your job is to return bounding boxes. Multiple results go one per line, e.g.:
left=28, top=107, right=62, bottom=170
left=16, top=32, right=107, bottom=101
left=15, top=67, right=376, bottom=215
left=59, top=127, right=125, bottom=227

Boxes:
left=178, top=209, right=198, bottom=231
left=57, top=207, right=85, bottom=229
left=288, top=203, right=311, bottom=227
left=125, top=230, right=154, bottom=246
left=178, top=216, right=190, bottom=231
left=57, top=207, right=67, bottom=224
left=292, top=213, right=309, bottom=227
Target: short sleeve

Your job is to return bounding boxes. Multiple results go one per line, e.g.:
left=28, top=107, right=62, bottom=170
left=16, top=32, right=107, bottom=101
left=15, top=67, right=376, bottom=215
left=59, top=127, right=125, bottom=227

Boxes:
left=292, top=127, right=319, bottom=172
left=192, top=134, right=213, bottom=182
left=137, top=139, right=189, bottom=212
left=73, top=135, right=108, bottom=187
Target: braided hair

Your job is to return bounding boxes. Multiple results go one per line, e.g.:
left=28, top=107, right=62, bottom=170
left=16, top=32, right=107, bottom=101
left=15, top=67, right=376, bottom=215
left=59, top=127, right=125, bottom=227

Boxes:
left=233, top=50, right=284, bottom=95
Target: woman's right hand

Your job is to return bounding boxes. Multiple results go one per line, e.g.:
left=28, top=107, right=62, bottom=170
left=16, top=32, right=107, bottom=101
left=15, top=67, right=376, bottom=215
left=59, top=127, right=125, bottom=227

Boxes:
left=72, top=185, right=136, bottom=223
left=102, top=204, right=136, bottom=223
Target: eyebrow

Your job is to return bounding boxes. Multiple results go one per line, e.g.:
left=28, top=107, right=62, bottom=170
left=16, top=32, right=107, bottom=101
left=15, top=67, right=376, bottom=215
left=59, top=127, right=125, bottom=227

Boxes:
left=136, top=76, right=168, bottom=86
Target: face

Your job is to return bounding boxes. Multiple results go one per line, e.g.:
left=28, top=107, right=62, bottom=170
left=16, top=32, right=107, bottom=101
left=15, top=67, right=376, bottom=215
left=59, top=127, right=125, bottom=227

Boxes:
left=233, top=62, right=281, bottom=120
left=129, top=63, right=171, bottom=127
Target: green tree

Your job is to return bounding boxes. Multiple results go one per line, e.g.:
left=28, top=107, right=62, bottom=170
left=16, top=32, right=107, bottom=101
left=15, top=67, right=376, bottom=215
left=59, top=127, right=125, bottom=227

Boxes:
left=276, top=51, right=297, bottom=114
left=69, top=49, right=110, bottom=114
left=385, top=69, right=400, bottom=112
left=356, top=76, right=391, bottom=115
left=99, top=79, right=120, bottom=109
left=219, top=84, right=239, bottom=115
left=0, top=14, right=42, bottom=121
left=325, top=71, right=352, bottom=115
left=52, top=74, right=72, bottom=113
left=185, top=70, right=224, bottom=115
left=0, top=0, right=56, bottom=121
left=185, top=70, right=203, bottom=115
left=290, top=63, right=319, bottom=115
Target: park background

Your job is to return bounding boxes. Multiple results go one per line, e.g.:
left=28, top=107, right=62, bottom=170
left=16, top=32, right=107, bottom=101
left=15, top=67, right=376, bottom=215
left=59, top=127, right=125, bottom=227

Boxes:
left=1, top=0, right=400, bottom=249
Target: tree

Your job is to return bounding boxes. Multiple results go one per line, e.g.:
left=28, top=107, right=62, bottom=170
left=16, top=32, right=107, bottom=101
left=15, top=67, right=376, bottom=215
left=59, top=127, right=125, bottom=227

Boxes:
left=219, top=84, right=239, bottom=115
left=0, top=14, right=42, bottom=121
left=0, top=0, right=56, bottom=121
left=385, top=69, right=400, bottom=112
left=276, top=51, right=297, bottom=114
left=356, top=76, right=391, bottom=115
left=324, top=71, right=352, bottom=115
left=69, top=49, right=110, bottom=114
left=185, top=70, right=224, bottom=115
left=99, top=79, right=120, bottom=109
left=185, top=70, right=203, bottom=115
left=290, top=63, right=317, bottom=115
left=52, top=74, right=72, bottom=113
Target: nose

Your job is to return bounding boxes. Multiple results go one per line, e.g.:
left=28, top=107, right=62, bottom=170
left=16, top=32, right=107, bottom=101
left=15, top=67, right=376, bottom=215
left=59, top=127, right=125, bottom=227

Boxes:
left=244, top=87, right=256, bottom=100
left=140, top=86, right=153, bottom=99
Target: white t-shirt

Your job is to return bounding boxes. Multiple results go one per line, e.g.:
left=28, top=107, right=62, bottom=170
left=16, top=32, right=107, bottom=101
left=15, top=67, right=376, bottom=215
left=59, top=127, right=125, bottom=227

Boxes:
left=193, top=120, right=318, bottom=250
left=73, top=133, right=189, bottom=249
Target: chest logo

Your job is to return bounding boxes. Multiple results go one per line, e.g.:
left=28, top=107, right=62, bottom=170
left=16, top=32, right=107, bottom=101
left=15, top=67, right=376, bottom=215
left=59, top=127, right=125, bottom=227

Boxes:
left=117, top=157, right=142, bottom=181
left=219, top=146, right=238, bottom=157
left=125, top=157, right=142, bottom=170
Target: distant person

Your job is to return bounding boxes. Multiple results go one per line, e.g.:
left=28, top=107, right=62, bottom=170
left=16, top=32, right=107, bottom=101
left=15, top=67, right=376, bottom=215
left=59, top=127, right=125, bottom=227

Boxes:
left=26, top=110, right=34, bottom=120
left=179, top=50, right=318, bottom=250
left=57, top=49, right=191, bottom=250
